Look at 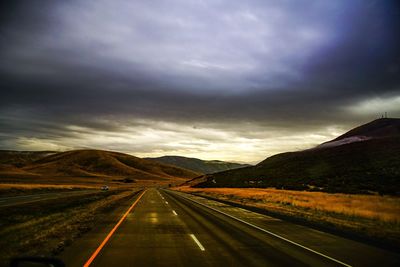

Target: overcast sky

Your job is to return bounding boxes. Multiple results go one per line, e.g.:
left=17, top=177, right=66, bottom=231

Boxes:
left=0, top=0, right=399, bottom=163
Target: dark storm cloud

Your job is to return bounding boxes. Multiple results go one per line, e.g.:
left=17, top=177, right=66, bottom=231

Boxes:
left=0, top=0, right=399, bottom=161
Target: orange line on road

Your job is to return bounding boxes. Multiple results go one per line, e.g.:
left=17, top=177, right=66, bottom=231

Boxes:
left=83, top=190, right=147, bottom=267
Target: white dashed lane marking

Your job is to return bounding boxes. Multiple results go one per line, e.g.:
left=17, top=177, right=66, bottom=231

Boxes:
left=190, top=234, right=205, bottom=251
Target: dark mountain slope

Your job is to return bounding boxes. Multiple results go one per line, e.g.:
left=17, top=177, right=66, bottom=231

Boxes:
left=332, top=118, right=400, bottom=141
left=193, top=119, right=400, bottom=194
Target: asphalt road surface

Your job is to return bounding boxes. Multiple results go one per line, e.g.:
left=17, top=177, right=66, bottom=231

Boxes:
left=0, top=190, right=97, bottom=207
left=61, top=188, right=400, bottom=267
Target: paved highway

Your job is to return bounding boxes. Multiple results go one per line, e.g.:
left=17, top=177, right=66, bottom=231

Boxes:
left=61, top=188, right=400, bottom=267
left=0, top=190, right=97, bottom=207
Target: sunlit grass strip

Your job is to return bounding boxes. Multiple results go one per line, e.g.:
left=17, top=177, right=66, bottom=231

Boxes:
left=175, top=186, right=400, bottom=248
left=176, top=187, right=400, bottom=223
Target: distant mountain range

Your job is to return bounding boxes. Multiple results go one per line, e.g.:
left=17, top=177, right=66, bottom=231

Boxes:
left=188, top=118, right=400, bottom=195
left=2, top=118, right=399, bottom=193
left=0, top=149, right=200, bottom=182
left=146, top=156, right=250, bottom=174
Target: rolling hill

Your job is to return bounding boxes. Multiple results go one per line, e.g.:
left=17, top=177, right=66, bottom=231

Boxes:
left=190, top=118, right=400, bottom=194
left=146, top=155, right=249, bottom=174
left=0, top=150, right=56, bottom=167
left=0, top=149, right=200, bottom=182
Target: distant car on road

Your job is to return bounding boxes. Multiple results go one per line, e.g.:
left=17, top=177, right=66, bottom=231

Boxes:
left=101, top=185, right=109, bottom=191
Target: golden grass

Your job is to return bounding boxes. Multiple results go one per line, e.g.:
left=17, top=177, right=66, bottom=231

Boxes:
left=174, top=187, right=400, bottom=247
left=176, top=187, right=400, bottom=223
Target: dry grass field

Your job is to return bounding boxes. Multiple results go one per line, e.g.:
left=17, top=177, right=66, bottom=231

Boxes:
left=175, top=186, right=400, bottom=247
left=0, top=188, right=141, bottom=266
left=0, top=183, right=98, bottom=197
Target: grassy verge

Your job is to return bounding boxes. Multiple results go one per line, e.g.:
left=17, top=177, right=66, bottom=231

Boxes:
left=0, top=183, right=98, bottom=197
left=175, top=186, right=400, bottom=250
left=0, top=189, right=141, bottom=266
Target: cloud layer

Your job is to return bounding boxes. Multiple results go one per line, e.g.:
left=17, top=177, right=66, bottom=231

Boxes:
left=1, top=0, right=399, bottom=162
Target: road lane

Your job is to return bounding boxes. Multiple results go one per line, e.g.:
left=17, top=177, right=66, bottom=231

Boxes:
left=0, top=190, right=98, bottom=207
left=67, top=188, right=343, bottom=266
left=61, top=188, right=400, bottom=267
left=60, top=190, right=145, bottom=266
left=163, top=189, right=340, bottom=267
left=83, top=190, right=146, bottom=267
left=164, top=189, right=400, bottom=267
left=86, top=188, right=205, bottom=267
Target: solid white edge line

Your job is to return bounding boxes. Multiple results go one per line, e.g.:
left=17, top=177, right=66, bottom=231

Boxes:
left=172, top=210, right=178, bottom=216
left=190, top=234, right=205, bottom=251
left=164, top=190, right=352, bottom=267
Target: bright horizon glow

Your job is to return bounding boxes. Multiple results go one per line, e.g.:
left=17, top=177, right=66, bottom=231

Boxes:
left=10, top=121, right=347, bottom=164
